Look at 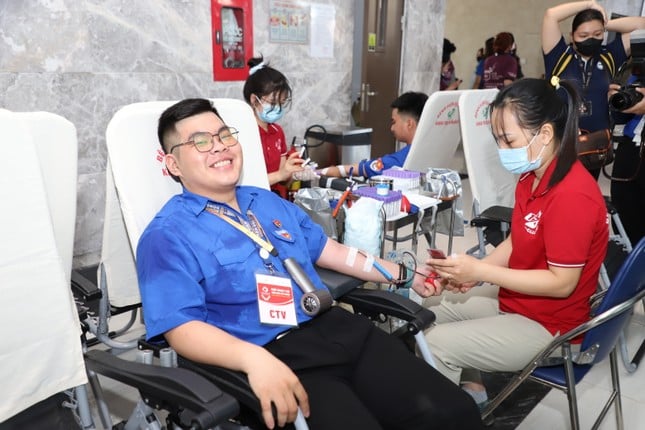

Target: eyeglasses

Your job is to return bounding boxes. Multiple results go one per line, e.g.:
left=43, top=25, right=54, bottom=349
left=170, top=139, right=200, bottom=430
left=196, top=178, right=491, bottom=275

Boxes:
left=169, top=127, right=239, bottom=153
left=257, top=95, right=292, bottom=111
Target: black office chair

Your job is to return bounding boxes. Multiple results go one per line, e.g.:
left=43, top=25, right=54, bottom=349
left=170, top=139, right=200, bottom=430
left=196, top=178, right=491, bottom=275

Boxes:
left=92, top=99, right=437, bottom=429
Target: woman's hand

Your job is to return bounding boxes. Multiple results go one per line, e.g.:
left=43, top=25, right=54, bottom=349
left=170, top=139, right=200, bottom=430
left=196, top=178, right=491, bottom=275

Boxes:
left=445, top=79, right=463, bottom=91
left=244, top=348, right=310, bottom=429
left=427, top=253, right=482, bottom=286
left=283, top=151, right=305, bottom=174
left=444, top=280, right=481, bottom=294
left=588, top=0, right=607, bottom=24
left=277, top=152, right=304, bottom=182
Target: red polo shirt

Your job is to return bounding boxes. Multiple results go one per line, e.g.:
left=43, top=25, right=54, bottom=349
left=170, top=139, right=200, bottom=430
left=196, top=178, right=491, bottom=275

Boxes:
left=499, top=160, right=609, bottom=339
left=258, top=123, right=288, bottom=198
left=258, top=123, right=287, bottom=174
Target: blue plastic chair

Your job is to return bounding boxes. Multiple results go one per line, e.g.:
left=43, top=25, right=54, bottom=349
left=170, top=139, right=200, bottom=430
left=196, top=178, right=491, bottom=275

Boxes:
left=482, top=237, right=645, bottom=430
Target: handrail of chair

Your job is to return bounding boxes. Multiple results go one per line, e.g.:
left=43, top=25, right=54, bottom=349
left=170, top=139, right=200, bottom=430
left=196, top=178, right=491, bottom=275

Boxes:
left=532, top=287, right=645, bottom=363
left=85, top=349, right=239, bottom=429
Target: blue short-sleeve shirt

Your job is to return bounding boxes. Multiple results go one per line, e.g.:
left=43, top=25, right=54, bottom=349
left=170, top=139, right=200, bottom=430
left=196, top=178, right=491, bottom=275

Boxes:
left=357, top=145, right=410, bottom=178
left=136, top=186, right=329, bottom=346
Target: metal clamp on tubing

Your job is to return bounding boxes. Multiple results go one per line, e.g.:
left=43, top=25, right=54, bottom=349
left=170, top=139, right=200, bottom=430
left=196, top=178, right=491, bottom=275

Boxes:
left=283, top=257, right=334, bottom=316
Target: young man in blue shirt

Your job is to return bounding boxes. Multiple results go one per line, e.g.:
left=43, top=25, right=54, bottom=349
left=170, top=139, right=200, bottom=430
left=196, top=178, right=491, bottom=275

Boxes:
left=320, top=91, right=428, bottom=178
left=136, top=98, right=483, bottom=429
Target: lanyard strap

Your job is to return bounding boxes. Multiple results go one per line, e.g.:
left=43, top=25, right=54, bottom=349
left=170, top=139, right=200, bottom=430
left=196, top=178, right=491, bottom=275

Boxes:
left=576, top=55, right=594, bottom=93
left=205, top=205, right=278, bottom=257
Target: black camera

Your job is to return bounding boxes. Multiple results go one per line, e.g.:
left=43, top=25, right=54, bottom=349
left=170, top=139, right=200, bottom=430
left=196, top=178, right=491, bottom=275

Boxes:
left=609, top=29, right=645, bottom=111
left=609, top=84, right=643, bottom=110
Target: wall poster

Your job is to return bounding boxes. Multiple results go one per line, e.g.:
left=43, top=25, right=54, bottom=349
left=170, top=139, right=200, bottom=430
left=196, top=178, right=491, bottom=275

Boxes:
left=269, top=0, right=310, bottom=44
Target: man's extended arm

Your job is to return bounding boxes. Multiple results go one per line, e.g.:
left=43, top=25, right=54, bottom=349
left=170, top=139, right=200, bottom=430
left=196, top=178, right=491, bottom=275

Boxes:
left=316, top=239, right=439, bottom=297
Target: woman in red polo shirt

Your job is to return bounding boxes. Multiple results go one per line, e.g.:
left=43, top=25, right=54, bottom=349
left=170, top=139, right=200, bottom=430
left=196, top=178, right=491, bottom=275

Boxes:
left=243, top=56, right=303, bottom=198
left=424, top=78, right=608, bottom=409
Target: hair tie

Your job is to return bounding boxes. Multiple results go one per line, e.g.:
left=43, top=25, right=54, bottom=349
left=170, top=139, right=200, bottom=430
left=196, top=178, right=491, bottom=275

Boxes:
left=550, top=76, right=561, bottom=90
left=249, top=62, right=265, bottom=76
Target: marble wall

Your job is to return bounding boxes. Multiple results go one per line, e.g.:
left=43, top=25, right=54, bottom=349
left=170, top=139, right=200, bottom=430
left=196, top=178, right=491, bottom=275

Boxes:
left=400, top=0, right=445, bottom=95
left=0, top=0, right=445, bottom=267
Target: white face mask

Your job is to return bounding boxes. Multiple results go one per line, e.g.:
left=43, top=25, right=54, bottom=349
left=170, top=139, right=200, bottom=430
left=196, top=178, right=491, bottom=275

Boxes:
left=497, top=132, right=546, bottom=174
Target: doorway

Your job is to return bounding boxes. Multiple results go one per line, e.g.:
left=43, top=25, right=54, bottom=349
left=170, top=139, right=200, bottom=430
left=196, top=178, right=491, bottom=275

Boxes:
left=351, top=0, right=405, bottom=159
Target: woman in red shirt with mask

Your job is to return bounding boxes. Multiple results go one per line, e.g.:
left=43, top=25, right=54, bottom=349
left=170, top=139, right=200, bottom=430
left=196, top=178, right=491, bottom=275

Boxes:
left=423, top=78, right=609, bottom=411
left=243, top=56, right=304, bottom=198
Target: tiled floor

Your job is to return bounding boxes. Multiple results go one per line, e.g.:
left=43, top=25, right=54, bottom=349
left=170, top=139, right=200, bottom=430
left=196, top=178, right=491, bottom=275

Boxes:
left=90, top=174, right=645, bottom=429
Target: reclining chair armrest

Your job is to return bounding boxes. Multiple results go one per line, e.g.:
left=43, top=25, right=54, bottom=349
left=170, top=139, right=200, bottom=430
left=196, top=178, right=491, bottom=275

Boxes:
left=71, top=269, right=102, bottom=302
left=315, top=267, right=436, bottom=333
left=316, top=267, right=364, bottom=300
left=470, top=205, right=513, bottom=227
left=340, top=288, right=436, bottom=334
left=317, top=175, right=356, bottom=192
left=84, top=349, right=239, bottom=429
left=176, top=357, right=261, bottom=414
left=138, top=338, right=262, bottom=418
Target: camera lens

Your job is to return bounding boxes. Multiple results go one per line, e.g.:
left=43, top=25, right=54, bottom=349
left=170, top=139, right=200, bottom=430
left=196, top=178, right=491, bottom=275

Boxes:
left=609, top=87, right=644, bottom=110
left=610, top=92, right=631, bottom=110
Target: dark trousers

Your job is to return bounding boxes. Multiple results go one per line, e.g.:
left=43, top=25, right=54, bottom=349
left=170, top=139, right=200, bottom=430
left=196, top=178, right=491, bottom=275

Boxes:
left=611, top=141, right=645, bottom=246
left=265, top=307, right=484, bottom=430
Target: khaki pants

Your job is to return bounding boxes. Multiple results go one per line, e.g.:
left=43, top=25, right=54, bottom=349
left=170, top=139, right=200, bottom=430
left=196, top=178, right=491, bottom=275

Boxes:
left=423, top=284, right=556, bottom=385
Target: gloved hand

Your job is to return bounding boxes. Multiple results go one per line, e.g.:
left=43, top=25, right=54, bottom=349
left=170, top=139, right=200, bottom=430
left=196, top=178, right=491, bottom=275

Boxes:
left=292, top=163, right=320, bottom=181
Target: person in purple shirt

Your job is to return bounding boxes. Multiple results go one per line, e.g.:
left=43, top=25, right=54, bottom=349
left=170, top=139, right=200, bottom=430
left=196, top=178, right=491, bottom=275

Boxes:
left=482, top=32, right=518, bottom=90
left=441, top=38, right=462, bottom=91
left=472, top=36, right=494, bottom=90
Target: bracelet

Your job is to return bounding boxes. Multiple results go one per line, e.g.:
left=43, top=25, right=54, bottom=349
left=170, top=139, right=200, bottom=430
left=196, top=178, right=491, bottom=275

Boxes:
left=403, top=265, right=415, bottom=289
left=395, top=263, right=414, bottom=289
left=398, top=263, right=406, bottom=283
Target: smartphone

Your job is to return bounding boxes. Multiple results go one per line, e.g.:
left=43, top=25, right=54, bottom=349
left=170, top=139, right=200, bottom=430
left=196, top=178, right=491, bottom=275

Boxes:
left=428, top=248, right=446, bottom=259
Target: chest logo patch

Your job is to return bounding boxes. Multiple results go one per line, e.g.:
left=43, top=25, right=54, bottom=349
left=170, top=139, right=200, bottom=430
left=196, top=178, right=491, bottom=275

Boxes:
left=524, top=210, right=542, bottom=235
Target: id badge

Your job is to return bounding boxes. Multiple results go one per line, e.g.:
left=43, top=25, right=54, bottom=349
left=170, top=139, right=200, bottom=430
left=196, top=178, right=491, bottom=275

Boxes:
left=256, top=272, right=298, bottom=327
left=580, top=100, right=592, bottom=117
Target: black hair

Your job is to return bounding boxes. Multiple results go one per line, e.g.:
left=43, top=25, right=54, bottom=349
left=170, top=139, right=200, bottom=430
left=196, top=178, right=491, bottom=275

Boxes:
left=490, top=78, right=581, bottom=188
left=485, top=37, right=495, bottom=56
left=478, top=37, right=495, bottom=61
left=390, top=91, right=429, bottom=123
left=243, top=56, right=292, bottom=108
left=572, top=9, right=604, bottom=33
left=442, top=38, right=457, bottom=64
left=157, top=98, right=222, bottom=183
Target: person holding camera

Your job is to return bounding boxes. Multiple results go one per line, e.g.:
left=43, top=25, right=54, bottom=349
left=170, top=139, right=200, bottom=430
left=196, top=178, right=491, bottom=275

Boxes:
left=542, top=0, right=644, bottom=179
left=608, top=80, right=645, bottom=245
